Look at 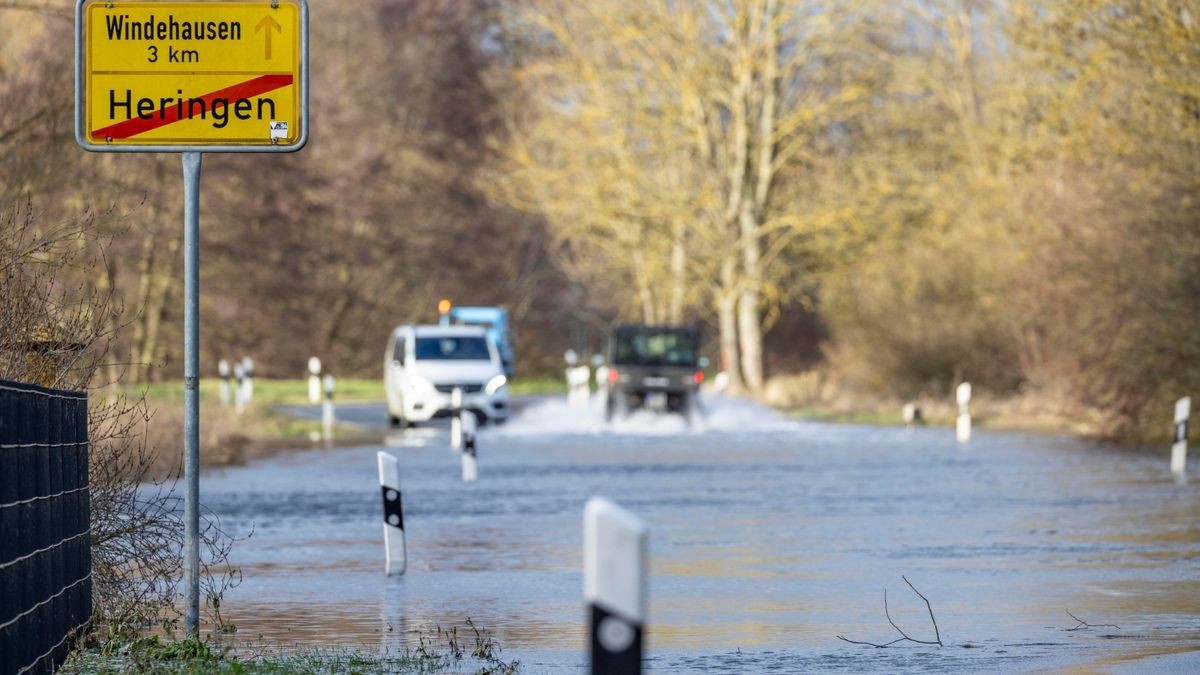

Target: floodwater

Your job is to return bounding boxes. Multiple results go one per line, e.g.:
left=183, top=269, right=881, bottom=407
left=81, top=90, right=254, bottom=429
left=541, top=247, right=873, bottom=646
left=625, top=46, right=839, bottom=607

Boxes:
left=204, top=395, right=1200, bottom=672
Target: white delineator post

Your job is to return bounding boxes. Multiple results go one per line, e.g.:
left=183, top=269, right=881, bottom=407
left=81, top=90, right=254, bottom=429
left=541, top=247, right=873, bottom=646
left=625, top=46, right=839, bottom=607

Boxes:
left=593, top=354, right=609, bottom=395
left=595, top=364, right=610, bottom=395
left=566, top=365, right=591, bottom=408
left=233, top=364, right=246, bottom=415
left=713, top=371, right=730, bottom=393
left=377, top=451, right=407, bottom=575
left=241, top=356, right=255, bottom=405
left=451, top=387, right=464, bottom=451
left=956, top=382, right=972, bottom=443
left=307, top=356, right=322, bottom=403
left=585, top=497, right=647, bottom=675
left=322, top=374, right=335, bottom=441
left=578, top=366, right=593, bottom=406
left=565, top=349, right=589, bottom=408
left=902, top=402, right=917, bottom=429
left=218, top=359, right=231, bottom=407
left=461, top=410, right=478, bottom=483
left=1171, top=396, right=1190, bottom=475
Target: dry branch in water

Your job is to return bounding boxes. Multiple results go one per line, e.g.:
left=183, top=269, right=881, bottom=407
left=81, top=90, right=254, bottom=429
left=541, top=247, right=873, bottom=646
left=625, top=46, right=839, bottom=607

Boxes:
left=837, top=575, right=944, bottom=649
left=1064, top=610, right=1119, bottom=632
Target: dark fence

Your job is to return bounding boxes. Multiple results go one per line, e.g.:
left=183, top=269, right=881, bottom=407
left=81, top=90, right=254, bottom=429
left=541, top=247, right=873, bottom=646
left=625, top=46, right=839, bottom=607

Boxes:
left=0, top=380, right=91, bottom=675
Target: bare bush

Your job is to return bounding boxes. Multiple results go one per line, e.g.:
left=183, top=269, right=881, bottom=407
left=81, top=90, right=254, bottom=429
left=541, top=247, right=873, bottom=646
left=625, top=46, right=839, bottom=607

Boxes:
left=1, top=197, right=239, bottom=631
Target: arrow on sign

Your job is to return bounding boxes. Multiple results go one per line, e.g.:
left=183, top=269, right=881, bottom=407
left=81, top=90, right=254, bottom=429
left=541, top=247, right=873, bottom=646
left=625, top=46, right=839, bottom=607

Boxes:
left=256, top=14, right=282, bottom=59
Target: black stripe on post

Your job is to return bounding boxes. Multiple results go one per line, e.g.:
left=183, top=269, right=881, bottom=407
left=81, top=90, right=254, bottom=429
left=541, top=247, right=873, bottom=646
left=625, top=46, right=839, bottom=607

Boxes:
left=590, top=603, right=643, bottom=675
left=381, top=486, right=404, bottom=531
left=1176, top=421, right=1188, bottom=444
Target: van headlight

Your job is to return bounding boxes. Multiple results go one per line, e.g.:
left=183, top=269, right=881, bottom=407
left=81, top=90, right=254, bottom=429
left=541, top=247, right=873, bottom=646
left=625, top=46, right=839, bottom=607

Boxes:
left=485, top=374, right=507, bottom=395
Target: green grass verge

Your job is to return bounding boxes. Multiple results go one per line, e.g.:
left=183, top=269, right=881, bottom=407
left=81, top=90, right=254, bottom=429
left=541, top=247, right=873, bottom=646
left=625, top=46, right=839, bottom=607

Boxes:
left=64, top=633, right=520, bottom=675
left=506, top=377, right=565, bottom=396
left=128, top=378, right=385, bottom=407
left=129, top=376, right=565, bottom=404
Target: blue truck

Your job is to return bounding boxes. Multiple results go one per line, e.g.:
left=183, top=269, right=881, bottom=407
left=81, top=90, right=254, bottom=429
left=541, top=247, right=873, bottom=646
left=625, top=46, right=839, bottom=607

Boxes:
left=440, top=304, right=515, bottom=377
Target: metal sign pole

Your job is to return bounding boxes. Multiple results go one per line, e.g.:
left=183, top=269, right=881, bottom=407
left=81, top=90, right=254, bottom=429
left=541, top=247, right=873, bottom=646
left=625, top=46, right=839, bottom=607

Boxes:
left=182, top=151, right=202, bottom=636
left=76, top=0, right=309, bottom=638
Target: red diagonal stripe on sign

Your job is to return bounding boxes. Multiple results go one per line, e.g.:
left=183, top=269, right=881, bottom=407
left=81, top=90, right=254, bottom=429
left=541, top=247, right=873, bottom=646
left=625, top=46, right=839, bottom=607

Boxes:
left=91, top=73, right=294, bottom=140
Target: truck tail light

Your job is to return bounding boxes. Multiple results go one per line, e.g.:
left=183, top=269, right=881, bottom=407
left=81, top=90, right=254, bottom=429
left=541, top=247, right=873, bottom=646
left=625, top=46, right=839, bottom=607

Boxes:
left=608, top=368, right=620, bottom=383
left=694, top=371, right=705, bottom=384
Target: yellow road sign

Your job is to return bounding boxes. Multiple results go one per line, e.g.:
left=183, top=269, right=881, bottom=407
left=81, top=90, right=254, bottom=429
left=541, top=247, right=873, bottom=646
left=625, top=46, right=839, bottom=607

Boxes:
left=76, top=0, right=308, bottom=152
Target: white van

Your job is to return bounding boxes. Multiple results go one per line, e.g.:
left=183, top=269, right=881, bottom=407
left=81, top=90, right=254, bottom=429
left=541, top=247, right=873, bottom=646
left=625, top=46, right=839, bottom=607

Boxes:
left=384, top=324, right=509, bottom=426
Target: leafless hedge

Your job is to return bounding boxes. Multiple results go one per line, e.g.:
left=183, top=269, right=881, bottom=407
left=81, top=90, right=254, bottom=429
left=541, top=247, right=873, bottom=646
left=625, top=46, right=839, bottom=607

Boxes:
left=1, top=197, right=238, bottom=632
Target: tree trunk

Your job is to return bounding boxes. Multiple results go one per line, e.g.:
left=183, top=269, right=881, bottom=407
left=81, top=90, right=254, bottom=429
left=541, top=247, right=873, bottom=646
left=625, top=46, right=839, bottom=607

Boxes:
left=718, top=253, right=743, bottom=391
left=93, top=250, right=121, bottom=388
left=632, top=247, right=657, bottom=324
left=668, top=220, right=686, bottom=324
left=736, top=0, right=777, bottom=395
left=131, top=236, right=156, bottom=383
left=137, top=237, right=179, bottom=383
left=737, top=202, right=764, bottom=391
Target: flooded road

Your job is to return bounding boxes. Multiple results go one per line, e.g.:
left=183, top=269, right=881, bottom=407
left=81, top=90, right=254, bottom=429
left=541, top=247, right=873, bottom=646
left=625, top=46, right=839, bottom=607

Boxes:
left=207, top=395, right=1200, bottom=672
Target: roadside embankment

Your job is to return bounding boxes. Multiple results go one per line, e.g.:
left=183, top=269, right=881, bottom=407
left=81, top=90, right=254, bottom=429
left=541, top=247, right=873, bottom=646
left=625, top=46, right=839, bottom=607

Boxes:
left=763, top=372, right=1114, bottom=438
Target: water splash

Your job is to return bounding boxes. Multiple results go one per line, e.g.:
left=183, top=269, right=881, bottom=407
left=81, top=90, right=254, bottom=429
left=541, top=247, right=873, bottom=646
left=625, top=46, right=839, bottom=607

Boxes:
left=493, top=391, right=802, bottom=437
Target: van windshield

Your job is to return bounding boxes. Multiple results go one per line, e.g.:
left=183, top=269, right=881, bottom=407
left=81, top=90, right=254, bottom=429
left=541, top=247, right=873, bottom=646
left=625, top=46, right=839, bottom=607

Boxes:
left=414, top=336, right=492, bottom=361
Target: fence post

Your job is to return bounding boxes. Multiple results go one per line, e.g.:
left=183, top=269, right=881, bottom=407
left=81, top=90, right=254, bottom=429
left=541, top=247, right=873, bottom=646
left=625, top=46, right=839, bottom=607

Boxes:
left=377, top=451, right=407, bottom=575
left=1171, top=396, right=1190, bottom=475
left=585, top=497, right=647, bottom=675
left=955, top=382, right=972, bottom=443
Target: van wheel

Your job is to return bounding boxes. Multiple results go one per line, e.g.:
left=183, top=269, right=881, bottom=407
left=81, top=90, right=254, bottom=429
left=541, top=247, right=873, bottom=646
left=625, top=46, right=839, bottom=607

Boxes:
left=388, top=414, right=402, bottom=428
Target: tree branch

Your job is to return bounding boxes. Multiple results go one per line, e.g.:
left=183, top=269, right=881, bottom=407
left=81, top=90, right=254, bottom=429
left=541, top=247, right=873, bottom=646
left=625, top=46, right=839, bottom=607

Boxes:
left=1064, top=609, right=1120, bottom=632
left=838, top=576, right=944, bottom=648
left=903, top=575, right=943, bottom=646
